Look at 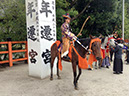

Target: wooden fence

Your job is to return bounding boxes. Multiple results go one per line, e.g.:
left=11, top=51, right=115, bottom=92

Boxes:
left=0, top=41, right=28, bottom=67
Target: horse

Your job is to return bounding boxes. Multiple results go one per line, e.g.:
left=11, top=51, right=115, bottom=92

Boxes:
left=50, top=35, right=102, bottom=89
left=93, top=34, right=116, bottom=69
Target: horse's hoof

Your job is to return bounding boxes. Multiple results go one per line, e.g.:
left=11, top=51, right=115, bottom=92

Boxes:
left=88, top=68, right=92, bottom=70
left=50, top=77, right=53, bottom=80
left=57, top=76, right=61, bottom=79
left=75, top=86, right=79, bottom=90
left=88, top=68, right=93, bottom=70
left=95, top=67, right=97, bottom=69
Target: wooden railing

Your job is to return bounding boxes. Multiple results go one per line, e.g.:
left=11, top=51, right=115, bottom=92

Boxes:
left=0, top=41, right=28, bottom=67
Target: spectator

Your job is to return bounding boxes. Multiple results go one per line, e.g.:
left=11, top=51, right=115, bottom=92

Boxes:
left=126, top=43, right=129, bottom=64
left=101, top=44, right=110, bottom=68
left=110, top=40, right=123, bottom=74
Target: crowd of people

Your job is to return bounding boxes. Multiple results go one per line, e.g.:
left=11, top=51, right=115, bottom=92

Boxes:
left=100, top=32, right=129, bottom=75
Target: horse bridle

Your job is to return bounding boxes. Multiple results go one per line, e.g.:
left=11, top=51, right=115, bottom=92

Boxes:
left=89, top=38, right=101, bottom=55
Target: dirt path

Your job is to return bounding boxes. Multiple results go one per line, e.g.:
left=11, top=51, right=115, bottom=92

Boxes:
left=0, top=58, right=129, bottom=96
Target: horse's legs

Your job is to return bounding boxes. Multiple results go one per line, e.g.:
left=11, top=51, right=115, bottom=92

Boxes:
left=95, top=61, right=97, bottom=69
left=57, top=59, right=61, bottom=79
left=90, top=64, right=93, bottom=70
left=50, top=56, right=54, bottom=80
left=50, top=52, right=57, bottom=80
left=76, top=66, right=82, bottom=84
left=99, top=59, right=103, bottom=69
left=72, top=61, right=78, bottom=89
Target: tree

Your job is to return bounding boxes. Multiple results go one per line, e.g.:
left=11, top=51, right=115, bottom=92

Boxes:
left=56, top=0, right=93, bottom=39
left=56, top=0, right=124, bottom=39
left=0, top=0, right=26, bottom=41
left=124, top=0, right=129, bottom=39
left=75, top=0, right=123, bottom=37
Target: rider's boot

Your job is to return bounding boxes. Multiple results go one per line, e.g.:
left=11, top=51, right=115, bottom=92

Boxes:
left=61, top=51, right=70, bottom=61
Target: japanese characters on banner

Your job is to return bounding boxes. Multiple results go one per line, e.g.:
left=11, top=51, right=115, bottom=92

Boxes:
left=26, top=0, right=56, bottom=79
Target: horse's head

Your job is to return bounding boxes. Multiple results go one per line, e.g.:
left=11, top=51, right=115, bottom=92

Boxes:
left=101, top=34, right=115, bottom=48
left=90, top=35, right=102, bottom=60
left=108, top=35, right=115, bottom=47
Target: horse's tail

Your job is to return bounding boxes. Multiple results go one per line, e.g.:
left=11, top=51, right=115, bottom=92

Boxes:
left=50, top=41, right=61, bottom=80
left=50, top=40, right=61, bottom=66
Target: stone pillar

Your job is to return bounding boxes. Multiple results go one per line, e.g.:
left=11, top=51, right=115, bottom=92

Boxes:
left=26, top=0, right=56, bottom=79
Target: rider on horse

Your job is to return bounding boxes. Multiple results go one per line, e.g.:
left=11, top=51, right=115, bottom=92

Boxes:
left=60, top=13, right=80, bottom=58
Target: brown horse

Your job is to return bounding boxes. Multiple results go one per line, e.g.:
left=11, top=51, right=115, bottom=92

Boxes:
left=50, top=35, right=102, bottom=89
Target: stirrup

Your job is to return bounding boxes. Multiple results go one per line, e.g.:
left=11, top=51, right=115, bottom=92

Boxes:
left=62, top=55, right=70, bottom=61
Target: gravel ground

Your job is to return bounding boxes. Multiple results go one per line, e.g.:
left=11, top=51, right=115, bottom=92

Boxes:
left=0, top=56, right=129, bottom=96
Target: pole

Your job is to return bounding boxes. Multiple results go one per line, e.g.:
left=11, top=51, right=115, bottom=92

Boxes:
left=122, top=0, right=124, bottom=40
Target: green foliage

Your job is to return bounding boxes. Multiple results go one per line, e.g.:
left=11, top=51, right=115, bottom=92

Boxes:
left=56, top=0, right=129, bottom=39
left=0, top=0, right=26, bottom=41
left=74, top=0, right=122, bottom=37
left=124, top=0, right=129, bottom=39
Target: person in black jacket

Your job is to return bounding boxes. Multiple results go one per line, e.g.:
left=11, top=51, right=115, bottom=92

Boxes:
left=110, top=45, right=114, bottom=62
left=126, top=44, right=129, bottom=64
left=110, top=40, right=123, bottom=74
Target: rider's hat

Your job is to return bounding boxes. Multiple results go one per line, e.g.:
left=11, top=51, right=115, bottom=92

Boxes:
left=63, top=13, right=71, bottom=19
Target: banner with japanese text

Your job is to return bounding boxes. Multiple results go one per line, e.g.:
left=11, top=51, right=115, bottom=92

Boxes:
left=26, top=0, right=56, bottom=79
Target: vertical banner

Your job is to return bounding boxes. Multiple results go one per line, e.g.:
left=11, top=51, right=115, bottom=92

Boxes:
left=26, top=0, right=56, bottom=79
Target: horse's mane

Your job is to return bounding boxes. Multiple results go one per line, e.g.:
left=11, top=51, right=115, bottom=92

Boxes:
left=77, top=38, right=91, bottom=47
left=74, top=38, right=91, bottom=58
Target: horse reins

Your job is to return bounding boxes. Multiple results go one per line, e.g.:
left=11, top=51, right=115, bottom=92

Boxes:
left=71, top=38, right=101, bottom=55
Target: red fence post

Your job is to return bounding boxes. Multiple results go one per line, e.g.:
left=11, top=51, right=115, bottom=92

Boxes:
left=25, top=41, right=28, bottom=64
left=8, top=41, right=13, bottom=67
